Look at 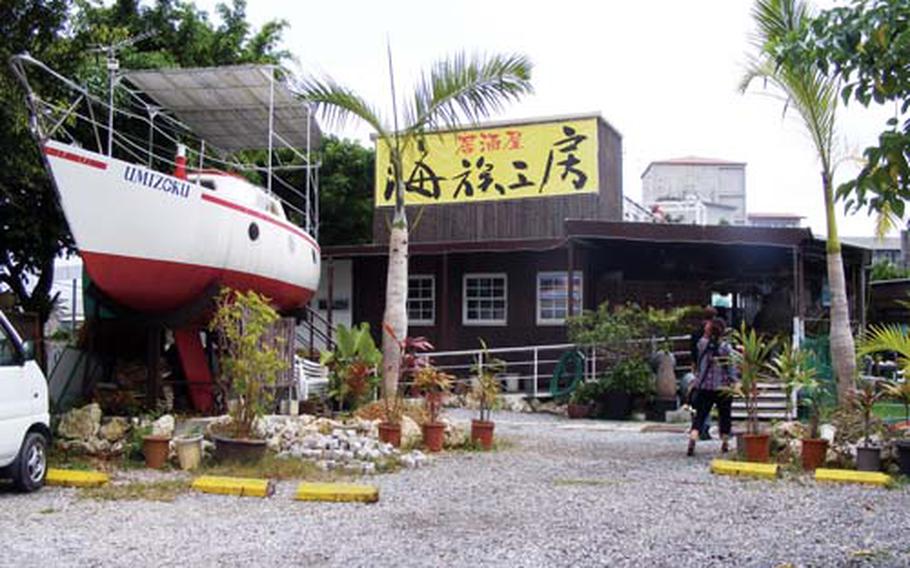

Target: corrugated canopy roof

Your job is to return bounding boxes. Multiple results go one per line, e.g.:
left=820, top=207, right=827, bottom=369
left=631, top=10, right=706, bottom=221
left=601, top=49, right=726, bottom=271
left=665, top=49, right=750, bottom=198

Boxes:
left=124, top=65, right=321, bottom=153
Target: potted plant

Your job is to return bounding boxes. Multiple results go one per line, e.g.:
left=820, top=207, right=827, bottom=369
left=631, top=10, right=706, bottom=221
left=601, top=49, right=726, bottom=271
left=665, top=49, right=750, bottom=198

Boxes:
left=857, top=324, right=910, bottom=475
left=470, top=340, right=503, bottom=450
left=378, top=394, right=404, bottom=447
left=413, top=366, right=453, bottom=452
left=769, top=341, right=829, bottom=470
left=567, top=381, right=599, bottom=419
left=321, top=323, right=382, bottom=412
left=598, top=358, right=653, bottom=420
left=208, top=288, right=288, bottom=463
left=850, top=379, right=885, bottom=472
left=882, top=380, right=910, bottom=476
left=730, top=324, right=776, bottom=463
left=379, top=325, right=434, bottom=447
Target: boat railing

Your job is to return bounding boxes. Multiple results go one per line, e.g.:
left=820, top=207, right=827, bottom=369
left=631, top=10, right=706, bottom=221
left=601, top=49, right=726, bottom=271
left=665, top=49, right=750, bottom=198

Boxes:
left=10, top=53, right=321, bottom=240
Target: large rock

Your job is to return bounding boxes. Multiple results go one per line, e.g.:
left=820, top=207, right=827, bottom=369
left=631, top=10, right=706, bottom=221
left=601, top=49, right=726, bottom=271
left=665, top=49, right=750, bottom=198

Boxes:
left=151, top=414, right=175, bottom=438
left=57, top=403, right=102, bottom=441
left=499, top=394, right=532, bottom=413
left=99, top=417, right=131, bottom=443
left=442, top=417, right=469, bottom=447
left=653, top=351, right=677, bottom=399
left=401, top=415, right=421, bottom=447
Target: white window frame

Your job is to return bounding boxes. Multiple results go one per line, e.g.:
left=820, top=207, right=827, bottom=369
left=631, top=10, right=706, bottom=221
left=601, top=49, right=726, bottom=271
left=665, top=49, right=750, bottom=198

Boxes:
left=407, top=274, right=436, bottom=326
left=536, top=271, right=583, bottom=326
left=462, top=273, right=508, bottom=326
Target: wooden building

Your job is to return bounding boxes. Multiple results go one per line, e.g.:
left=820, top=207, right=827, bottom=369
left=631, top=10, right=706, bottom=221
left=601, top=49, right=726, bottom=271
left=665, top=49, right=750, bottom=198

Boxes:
left=317, top=113, right=870, bottom=351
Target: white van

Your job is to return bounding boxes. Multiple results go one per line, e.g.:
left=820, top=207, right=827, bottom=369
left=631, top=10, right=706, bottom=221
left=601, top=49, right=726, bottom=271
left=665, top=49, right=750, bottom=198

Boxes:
left=0, top=310, right=50, bottom=492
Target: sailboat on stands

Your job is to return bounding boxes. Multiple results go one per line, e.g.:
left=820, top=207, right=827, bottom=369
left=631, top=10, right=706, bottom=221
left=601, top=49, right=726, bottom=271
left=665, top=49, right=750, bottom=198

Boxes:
left=12, top=54, right=322, bottom=412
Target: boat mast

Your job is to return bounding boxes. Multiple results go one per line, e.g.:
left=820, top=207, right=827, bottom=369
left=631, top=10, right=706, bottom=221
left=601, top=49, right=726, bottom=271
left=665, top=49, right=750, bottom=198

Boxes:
left=91, top=31, right=157, bottom=157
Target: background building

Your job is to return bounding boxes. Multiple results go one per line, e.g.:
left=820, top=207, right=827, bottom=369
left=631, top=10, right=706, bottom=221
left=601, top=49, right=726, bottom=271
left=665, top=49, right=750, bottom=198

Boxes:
left=317, top=114, right=869, bottom=355
left=641, top=156, right=747, bottom=225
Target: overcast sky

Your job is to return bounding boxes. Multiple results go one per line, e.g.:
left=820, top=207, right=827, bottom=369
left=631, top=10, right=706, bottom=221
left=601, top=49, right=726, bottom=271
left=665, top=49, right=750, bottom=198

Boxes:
left=197, top=0, right=894, bottom=238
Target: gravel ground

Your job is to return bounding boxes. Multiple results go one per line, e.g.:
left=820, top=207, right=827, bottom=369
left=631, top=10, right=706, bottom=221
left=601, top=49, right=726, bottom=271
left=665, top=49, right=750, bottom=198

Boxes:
left=2, top=410, right=908, bottom=568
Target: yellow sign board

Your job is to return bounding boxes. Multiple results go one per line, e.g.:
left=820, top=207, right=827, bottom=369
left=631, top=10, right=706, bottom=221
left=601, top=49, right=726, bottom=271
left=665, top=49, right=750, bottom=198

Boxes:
left=374, top=117, right=599, bottom=207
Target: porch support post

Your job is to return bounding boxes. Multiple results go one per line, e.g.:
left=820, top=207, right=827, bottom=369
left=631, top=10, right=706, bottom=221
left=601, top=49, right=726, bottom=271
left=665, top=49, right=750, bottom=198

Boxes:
left=326, top=256, right=335, bottom=342
left=567, top=238, right=576, bottom=320
left=439, top=252, right=449, bottom=349
left=146, top=325, right=160, bottom=409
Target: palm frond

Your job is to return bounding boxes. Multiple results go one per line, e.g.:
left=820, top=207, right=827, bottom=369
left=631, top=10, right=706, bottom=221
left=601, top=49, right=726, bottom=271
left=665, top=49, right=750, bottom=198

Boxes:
left=402, top=52, right=533, bottom=133
left=857, top=324, right=910, bottom=376
left=741, top=0, right=838, bottom=171
left=296, top=76, right=389, bottom=139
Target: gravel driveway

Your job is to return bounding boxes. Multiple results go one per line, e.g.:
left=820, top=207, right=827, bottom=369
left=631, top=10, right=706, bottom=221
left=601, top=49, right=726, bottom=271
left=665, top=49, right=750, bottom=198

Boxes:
left=2, top=410, right=908, bottom=568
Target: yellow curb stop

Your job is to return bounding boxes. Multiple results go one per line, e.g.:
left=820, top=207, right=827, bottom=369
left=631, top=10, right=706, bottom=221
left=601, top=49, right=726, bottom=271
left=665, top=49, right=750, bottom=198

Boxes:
left=46, top=468, right=110, bottom=488
left=815, top=468, right=891, bottom=487
left=710, top=459, right=779, bottom=480
left=294, top=482, right=379, bottom=503
left=191, top=475, right=274, bottom=497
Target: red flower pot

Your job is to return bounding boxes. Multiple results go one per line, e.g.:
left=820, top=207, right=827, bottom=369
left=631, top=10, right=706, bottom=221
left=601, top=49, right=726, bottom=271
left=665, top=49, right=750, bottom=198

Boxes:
left=378, top=422, right=402, bottom=448
left=801, top=438, right=828, bottom=471
left=471, top=419, right=495, bottom=450
left=567, top=403, right=591, bottom=419
left=422, top=422, right=445, bottom=452
left=743, top=433, right=771, bottom=463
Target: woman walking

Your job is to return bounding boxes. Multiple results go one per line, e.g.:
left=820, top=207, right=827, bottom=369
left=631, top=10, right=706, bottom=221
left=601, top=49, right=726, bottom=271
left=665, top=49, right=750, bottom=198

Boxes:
left=687, top=318, right=735, bottom=456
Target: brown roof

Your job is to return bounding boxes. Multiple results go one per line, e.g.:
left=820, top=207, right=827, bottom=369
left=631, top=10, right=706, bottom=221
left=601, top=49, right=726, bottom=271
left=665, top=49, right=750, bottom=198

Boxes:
left=747, top=212, right=805, bottom=219
left=322, top=221, right=818, bottom=258
left=565, top=220, right=810, bottom=248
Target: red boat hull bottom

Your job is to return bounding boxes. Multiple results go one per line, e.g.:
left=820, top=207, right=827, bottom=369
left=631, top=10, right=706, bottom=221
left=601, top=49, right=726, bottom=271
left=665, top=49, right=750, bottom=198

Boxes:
left=81, top=250, right=314, bottom=313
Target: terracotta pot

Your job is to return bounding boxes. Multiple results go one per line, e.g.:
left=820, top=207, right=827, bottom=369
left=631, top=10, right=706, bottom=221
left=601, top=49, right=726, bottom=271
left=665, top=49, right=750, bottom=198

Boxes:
left=856, top=446, right=882, bottom=472
left=567, top=403, right=591, bottom=419
left=471, top=419, right=495, bottom=450
left=734, top=432, right=746, bottom=458
left=142, top=435, right=171, bottom=469
left=800, top=438, right=828, bottom=471
left=896, top=440, right=910, bottom=476
left=212, top=434, right=267, bottom=463
left=378, top=422, right=401, bottom=447
left=743, top=433, right=771, bottom=463
left=422, top=422, right=445, bottom=452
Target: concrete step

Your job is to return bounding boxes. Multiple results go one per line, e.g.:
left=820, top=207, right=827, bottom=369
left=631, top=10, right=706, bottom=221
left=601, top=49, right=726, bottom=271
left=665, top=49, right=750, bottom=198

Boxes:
left=731, top=401, right=788, bottom=410
left=731, top=411, right=788, bottom=420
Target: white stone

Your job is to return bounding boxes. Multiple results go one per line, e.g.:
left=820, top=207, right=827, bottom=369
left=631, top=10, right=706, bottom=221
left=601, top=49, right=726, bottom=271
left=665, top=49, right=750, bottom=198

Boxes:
left=152, top=414, right=175, bottom=438
left=401, top=416, right=421, bottom=447
left=819, top=424, right=836, bottom=443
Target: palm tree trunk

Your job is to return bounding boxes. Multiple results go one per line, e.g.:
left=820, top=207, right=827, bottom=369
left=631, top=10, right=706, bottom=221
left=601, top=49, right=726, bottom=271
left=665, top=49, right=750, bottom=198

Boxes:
left=822, top=171, right=856, bottom=404
left=381, top=194, right=408, bottom=397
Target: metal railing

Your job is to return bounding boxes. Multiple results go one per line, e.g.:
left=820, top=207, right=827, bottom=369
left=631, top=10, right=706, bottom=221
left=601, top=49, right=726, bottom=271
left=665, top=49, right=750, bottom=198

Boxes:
left=422, top=335, right=693, bottom=399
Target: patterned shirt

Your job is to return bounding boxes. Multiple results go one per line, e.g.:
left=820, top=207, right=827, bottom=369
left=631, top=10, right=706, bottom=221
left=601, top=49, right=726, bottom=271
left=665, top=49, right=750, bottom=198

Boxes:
left=696, top=337, right=735, bottom=391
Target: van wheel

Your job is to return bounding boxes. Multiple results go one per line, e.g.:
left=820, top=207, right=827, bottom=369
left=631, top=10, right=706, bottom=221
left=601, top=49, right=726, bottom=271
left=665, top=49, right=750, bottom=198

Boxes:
left=12, top=433, right=48, bottom=492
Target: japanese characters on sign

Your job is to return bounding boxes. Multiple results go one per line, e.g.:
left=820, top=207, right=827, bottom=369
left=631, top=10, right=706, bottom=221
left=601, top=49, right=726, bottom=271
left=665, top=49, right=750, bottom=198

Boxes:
left=374, top=118, right=599, bottom=207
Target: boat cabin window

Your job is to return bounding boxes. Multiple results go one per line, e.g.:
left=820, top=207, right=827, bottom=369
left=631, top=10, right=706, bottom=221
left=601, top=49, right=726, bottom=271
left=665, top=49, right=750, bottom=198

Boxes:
left=199, top=179, right=216, bottom=191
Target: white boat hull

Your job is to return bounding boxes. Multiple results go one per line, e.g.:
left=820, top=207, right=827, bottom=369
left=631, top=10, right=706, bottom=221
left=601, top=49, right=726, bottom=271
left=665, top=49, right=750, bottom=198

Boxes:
left=43, top=141, right=320, bottom=314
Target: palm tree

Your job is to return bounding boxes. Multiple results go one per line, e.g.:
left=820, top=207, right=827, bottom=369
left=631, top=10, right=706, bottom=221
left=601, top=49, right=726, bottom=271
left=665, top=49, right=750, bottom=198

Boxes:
left=740, top=0, right=855, bottom=403
left=299, top=52, right=532, bottom=396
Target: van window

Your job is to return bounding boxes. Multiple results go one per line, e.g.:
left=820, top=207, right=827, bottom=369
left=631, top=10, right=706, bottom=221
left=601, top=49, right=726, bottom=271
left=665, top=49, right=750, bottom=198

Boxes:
left=0, top=323, right=19, bottom=366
